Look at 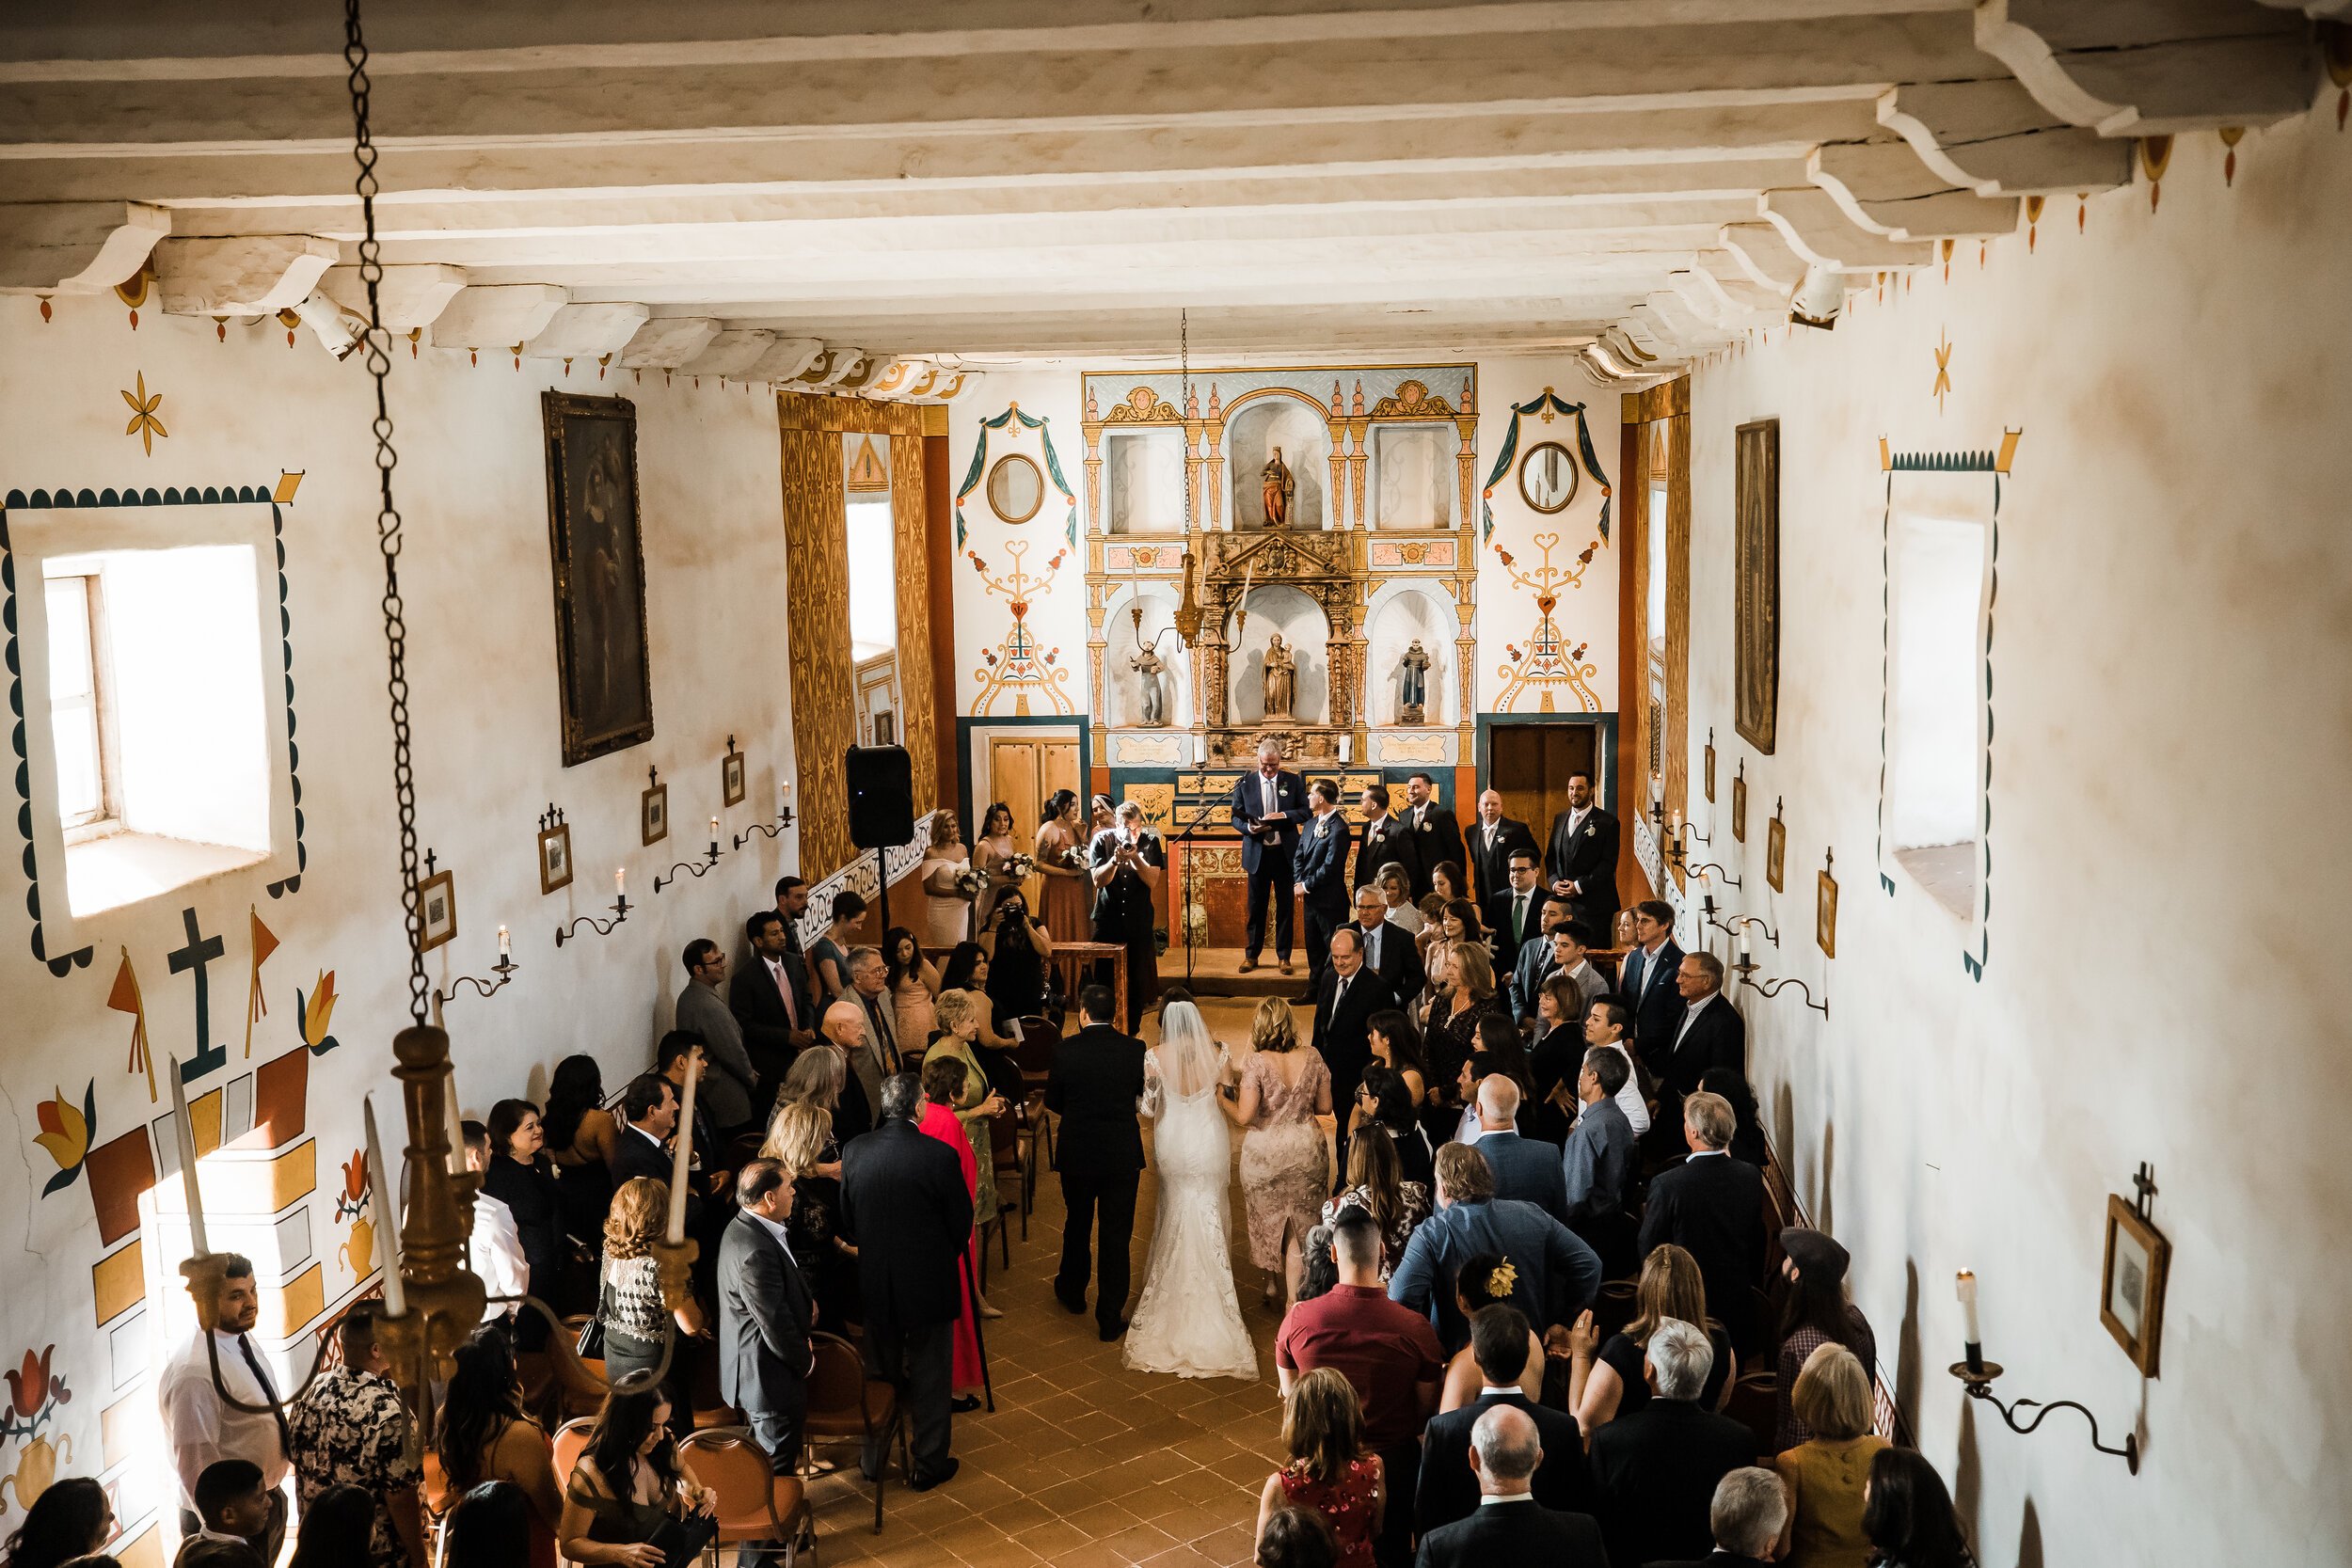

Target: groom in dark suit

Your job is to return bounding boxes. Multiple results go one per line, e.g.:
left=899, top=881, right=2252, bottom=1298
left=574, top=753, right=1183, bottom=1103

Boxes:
left=1044, top=984, right=1147, bottom=1339
left=1544, top=770, right=1622, bottom=944
left=1231, top=738, right=1310, bottom=974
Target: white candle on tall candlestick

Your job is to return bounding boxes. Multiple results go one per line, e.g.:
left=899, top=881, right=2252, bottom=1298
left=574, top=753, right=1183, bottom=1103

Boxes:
left=665, top=1054, right=700, bottom=1243
left=1957, top=1269, right=1980, bottom=1347
left=363, top=1094, right=408, bottom=1316
left=167, top=1055, right=210, bottom=1258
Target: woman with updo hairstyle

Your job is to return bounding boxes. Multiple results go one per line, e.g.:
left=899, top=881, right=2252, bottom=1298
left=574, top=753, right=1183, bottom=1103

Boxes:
left=1436, top=1250, right=1546, bottom=1411
left=1034, top=787, right=1095, bottom=942
left=1226, top=995, right=1334, bottom=1307
left=916, top=1054, right=989, bottom=1402
left=763, top=1099, right=858, bottom=1331
left=1254, top=1505, right=1339, bottom=1568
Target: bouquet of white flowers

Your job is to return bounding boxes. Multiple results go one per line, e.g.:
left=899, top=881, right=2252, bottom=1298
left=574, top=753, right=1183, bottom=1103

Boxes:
left=1001, top=852, right=1037, bottom=879
left=1062, top=844, right=1089, bottom=870
left=953, top=866, right=987, bottom=899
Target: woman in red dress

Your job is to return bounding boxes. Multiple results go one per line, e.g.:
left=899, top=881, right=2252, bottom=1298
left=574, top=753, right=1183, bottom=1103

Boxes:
left=1255, top=1368, right=1382, bottom=1568
left=916, top=1055, right=987, bottom=1405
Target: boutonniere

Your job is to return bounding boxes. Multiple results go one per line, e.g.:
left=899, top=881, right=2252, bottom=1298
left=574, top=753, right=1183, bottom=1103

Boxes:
left=1584, top=824, right=1597, bottom=837
left=1418, top=819, right=1432, bottom=832
left=1315, top=819, right=1329, bottom=837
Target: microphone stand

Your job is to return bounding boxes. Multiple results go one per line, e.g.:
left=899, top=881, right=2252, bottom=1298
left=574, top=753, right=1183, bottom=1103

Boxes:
left=1171, top=763, right=1235, bottom=984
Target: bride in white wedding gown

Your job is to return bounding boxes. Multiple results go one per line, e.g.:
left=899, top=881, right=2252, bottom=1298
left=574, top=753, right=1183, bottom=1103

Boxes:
left=1122, top=999, right=1259, bottom=1379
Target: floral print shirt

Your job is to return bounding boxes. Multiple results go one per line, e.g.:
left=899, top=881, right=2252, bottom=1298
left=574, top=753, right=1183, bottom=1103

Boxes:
left=286, top=1364, right=419, bottom=1568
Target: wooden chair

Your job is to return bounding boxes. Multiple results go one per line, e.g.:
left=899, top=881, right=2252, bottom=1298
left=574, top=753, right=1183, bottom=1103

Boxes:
left=1011, top=1016, right=1060, bottom=1187
left=989, top=1104, right=1025, bottom=1245
left=691, top=1333, right=742, bottom=1430
left=802, top=1330, right=906, bottom=1533
left=1723, top=1367, right=1778, bottom=1452
left=679, top=1427, right=813, bottom=1567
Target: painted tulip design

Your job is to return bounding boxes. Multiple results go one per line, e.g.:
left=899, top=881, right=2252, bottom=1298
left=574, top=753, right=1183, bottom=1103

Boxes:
left=32, top=1084, right=94, bottom=1198
left=2, top=1346, right=69, bottom=1442
left=299, top=969, right=341, bottom=1055
left=337, top=1148, right=369, bottom=1220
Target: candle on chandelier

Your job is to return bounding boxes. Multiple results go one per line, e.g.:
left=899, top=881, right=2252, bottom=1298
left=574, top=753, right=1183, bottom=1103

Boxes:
left=666, top=1053, right=701, bottom=1244
left=443, top=1065, right=468, bottom=1176
left=1957, top=1269, right=1983, bottom=1372
left=363, top=1093, right=408, bottom=1316
left=167, top=1054, right=211, bottom=1259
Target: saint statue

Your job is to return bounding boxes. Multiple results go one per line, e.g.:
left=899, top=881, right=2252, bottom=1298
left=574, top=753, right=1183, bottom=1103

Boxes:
left=1262, top=445, right=1296, bottom=528
left=1130, top=641, right=1168, bottom=727
left=1398, top=639, right=1430, bottom=724
left=1263, top=633, right=1297, bottom=720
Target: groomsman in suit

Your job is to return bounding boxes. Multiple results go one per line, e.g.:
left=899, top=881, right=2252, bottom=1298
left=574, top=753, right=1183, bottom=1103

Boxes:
left=1400, top=772, right=1466, bottom=900
left=1618, top=899, right=1686, bottom=1067
left=1352, top=784, right=1419, bottom=897
left=1230, top=738, right=1311, bottom=974
left=1485, top=847, right=1547, bottom=974
left=1295, top=779, right=1354, bottom=987
left=1352, top=884, right=1425, bottom=1005
left=732, top=910, right=810, bottom=1099
left=1046, top=985, right=1147, bottom=1339
left=1468, top=788, right=1542, bottom=906
left=1544, top=771, right=1622, bottom=943
left=718, top=1159, right=817, bottom=1472
left=1649, top=953, right=1748, bottom=1149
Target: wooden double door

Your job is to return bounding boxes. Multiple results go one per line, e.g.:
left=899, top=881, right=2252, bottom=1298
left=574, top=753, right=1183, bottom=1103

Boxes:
left=985, top=732, right=1082, bottom=904
left=1488, top=721, right=1601, bottom=847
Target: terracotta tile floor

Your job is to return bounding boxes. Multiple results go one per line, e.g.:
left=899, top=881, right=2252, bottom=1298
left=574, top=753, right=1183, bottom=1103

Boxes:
left=803, top=1001, right=1294, bottom=1567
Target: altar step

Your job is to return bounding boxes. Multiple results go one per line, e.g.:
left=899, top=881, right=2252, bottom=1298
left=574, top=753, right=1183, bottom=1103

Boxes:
left=1164, top=947, right=1315, bottom=1002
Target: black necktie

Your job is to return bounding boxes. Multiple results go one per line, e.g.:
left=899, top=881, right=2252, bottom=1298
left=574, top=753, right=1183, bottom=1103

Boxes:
left=867, top=999, right=899, bottom=1073
left=235, top=1333, right=294, bottom=1458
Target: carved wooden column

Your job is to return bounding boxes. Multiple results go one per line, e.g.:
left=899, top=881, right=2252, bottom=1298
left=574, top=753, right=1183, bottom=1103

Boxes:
left=1203, top=385, right=1225, bottom=531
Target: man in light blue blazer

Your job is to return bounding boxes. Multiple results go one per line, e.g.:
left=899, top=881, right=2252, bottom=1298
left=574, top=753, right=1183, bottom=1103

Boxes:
left=1391, top=1142, right=1602, bottom=1352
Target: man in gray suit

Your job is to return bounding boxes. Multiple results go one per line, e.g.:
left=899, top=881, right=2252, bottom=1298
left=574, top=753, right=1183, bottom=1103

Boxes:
left=718, top=1159, right=816, bottom=1473
left=675, top=939, right=758, bottom=1135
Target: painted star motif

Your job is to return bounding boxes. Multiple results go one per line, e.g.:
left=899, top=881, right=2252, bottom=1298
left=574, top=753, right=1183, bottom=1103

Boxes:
left=1932, top=331, right=1954, bottom=415
left=121, top=372, right=167, bottom=454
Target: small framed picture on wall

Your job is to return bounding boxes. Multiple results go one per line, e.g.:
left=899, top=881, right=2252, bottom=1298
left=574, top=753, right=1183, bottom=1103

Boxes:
left=1766, top=807, right=1787, bottom=894
left=1817, top=856, right=1839, bottom=959
left=642, top=768, right=670, bottom=847
left=1732, top=768, right=1748, bottom=844
left=722, top=740, right=746, bottom=809
left=419, top=866, right=457, bottom=952
left=538, top=817, right=574, bottom=895
left=2101, top=1194, right=2170, bottom=1376
left=1704, top=736, right=1716, bottom=803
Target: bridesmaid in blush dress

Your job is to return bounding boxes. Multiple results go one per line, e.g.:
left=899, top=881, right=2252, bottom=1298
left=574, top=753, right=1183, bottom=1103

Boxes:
left=882, top=926, right=940, bottom=1055
left=1224, top=998, right=1332, bottom=1309
left=1034, top=788, right=1094, bottom=945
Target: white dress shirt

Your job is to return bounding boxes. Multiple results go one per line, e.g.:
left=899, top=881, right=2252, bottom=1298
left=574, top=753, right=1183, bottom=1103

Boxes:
left=1259, top=771, right=1279, bottom=818
left=1570, top=1039, right=1650, bottom=1134
left=1672, top=989, right=1718, bottom=1049
left=469, top=1188, right=531, bottom=1320
left=159, top=1328, right=293, bottom=1508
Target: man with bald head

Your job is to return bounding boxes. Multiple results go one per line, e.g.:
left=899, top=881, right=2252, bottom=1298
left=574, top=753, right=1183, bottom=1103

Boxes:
left=1413, top=1401, right=1610, bottom=1567
left=1468, top=1075, right=1568, bottom=1224
left=820, top=1000, right=879, bottom=1142
left=1468, top=788, right=1540, bottom=907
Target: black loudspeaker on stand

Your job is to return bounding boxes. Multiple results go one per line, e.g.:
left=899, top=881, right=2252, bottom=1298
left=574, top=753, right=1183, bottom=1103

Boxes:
left=846, top=745, right=915, bottom=935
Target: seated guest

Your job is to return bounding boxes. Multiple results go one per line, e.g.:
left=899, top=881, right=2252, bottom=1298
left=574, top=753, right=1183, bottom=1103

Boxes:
left=284, top=1306, right=423, bottom=1568
left=1565, top=1243, right=1735, bottom=1433
left=1351, top=1067, right=1436, bottom=1191
left=460, top=1121, right=529, bottom=1323
left=282, top=1484, right=373, bottom=1568
left=482, top=1100, right=566, bottom=1339
left=1410, top=1404, right=1608, bottom=1568
left=5, top=1477, right=112, bottom=1568
left=674, top=938, right=760, bottom=1136
left=1772, top=1345, right=1889, bottom=1568
left=1587, top=1319, right=1759, bottom=1568
left=1415, top=1307, right=1590, bottom=1539
left=718, top=1159, right=818, bottom=1474
left=1277, top=1210, right=1443, bottom=1568
left=556, top=1387, right=714, bottom=1568
left=1775, top=1227, right=1879, bottom=1450
left=180, top=1462, right=271, bottom=1564
left=436, top=1327, right=563, bottom=1568
left=1636, top=1090, right=1767, bottom=1350
left=1434, top=1255, right=1543, bottom=1412
left=1321, top=1124, right=1430, bottom=1280
left=1389, top=1144, right=1602, bottom=1351
left=763, top=1100, right=859, bottom=1333
left=1364, top=1010, right=1429, bottom=1109
left=442, top=1481, right=533, bottom=1568
left=1462, top=1076, right=1565, bottom=1222
left=1255, top=1369, right=1383, bottom=1568
left=1861, top=1449, right=1976, bottom=1568
left=596, top=1177, right=705, bottom=1431
left=1256, top=1506, right=1340, bottom=1568
left=1559, top=1047, right=1636, bottom=1274
left=1654, top=1466, right=1790, bottom=1568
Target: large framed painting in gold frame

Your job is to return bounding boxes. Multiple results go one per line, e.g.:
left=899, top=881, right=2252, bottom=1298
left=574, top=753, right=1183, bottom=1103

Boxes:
left=1734, top=418, right=1779, bottom=754
left=543, top=391, right=654, bottom=766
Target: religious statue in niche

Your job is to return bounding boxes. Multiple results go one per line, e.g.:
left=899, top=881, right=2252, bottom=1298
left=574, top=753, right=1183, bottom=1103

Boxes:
left=1130, top=640, right=1169, bottom=727
left=1263, top=447, right=1296, bottom=528
left=1397, top=640, right=1431, bottom=724
left=1263, top=633, right=1297, bottom=719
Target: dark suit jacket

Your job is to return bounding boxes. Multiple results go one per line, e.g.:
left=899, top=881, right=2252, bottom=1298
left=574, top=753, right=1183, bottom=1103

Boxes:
left=1414, top=1392, right=1592, bottom=1538
left=1399, top=800, right=1465, bottom=899
left=1355, top=918, right=1423, bottom=1006
left=1470, top=1130, right=1568, bottom=1224
left=1659, top=993, right=1747, bottom=1100
left=1045, top=1022, right=1147, bottom=1178
left=1295, top=811, right=1354, bottom=911
left=1352, top=814, right=1421, bottom=895
left=1230, top=768, right=1311, bottom=871
left=729, top=957, right=806, bottom=1091
left=1544, top=805, right=1621, bottom=930
left=1413, top=1500, right=1609, bottom=1568
left=1654, top=1554, right=1775, bottom=1568
left=1310, top=965, right=1392, bottom=1105
left=1467, top=816, right=1541, bottom=906
left=1588, top=1399, right=1760, bottom=1568
left=839, top=1119, right=975, bottom=1330
left=1619, top=940, right=1685, bottom=1065
left=716, top=1211, right=814, bottom=1417
left=1636, top=1152, right=1766, bottom=1343
left=1484, top=886, right=1546, bottom=974
left=611, top=1122, right=705, bottom=1237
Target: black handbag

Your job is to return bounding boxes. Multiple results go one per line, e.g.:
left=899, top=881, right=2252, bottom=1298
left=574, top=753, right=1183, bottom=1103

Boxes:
left=575, top=1278, right=611, bottom=1360
left=647, top=1508, right=719, bottom=1568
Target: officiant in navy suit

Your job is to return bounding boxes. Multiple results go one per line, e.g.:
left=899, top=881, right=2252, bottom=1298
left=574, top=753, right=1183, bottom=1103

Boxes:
left=1230, top=738, right=1310, bottom=974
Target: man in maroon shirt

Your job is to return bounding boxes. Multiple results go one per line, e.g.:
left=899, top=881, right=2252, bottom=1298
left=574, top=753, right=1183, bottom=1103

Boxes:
left=1277, top=1208, right=1443, bottom=1567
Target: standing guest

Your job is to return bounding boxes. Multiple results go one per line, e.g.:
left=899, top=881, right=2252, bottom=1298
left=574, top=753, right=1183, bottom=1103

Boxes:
left=177, top=1461, right=273, bottom=1563
left=1363, top=1010, right=1427, bottom=1109
left=718, top=1159, right=818, bottom=1473
left=1704, top=1065, right=1772, bottom=1167
left=763, top=1101, right=859, bottom=1334
left=924, top=989, right=1010, bottom=1240
left=177, top=1542, right=262, bottom=1568
left=731, top=911, right=810, bottom=1094
left=1565, top=1243, right=1735, bottom=1433
left=1376, top=867, right=1424, bottom=936
left=937, top=942, right=1027, bottom=1081
left=1507, top=895, right=1577, bottom=1024
left=808, top=891, right=866, bottom=1004
left=1232, top=737, right=1311, bottom=975
left=1399, top=772, right=1465, bottom=901
left=1652, top=953, right=1747, bottom=1146
left=1388, top=1144, right=1602, bottom=1350
left=441, top=1481, right=533, bottom=1568
left=1351, top=785, right=1416, bottom=897
left=1255, top=1369, right=1384, bottom=1568
left=1860, top=1449, right=1977, bottom=1568
left=1467, top=789, right=1541, bottom=907
left=1772, top=1345, right=1889, bottom=1567
left=1414, top=1307, right=1590, bottom=1539
left=1320, top=1125, right=1430, bottom=1280
left=1412, top=1403, right=1608, bottom=1568
left=3, top=1477, right=112, bottom=1568
left=1089, top=800, right=1165, bottom=1030
left=437, top=1327, right=563, bottom=1568
left=1432, top=1255, right=1547, bottom=1411
left=556, top=1387, right=713, bottom=1567
left=1485, top=848, right=1546, bottom=976
left=596, top=1177, right=706, bottom=1427
left=481, top=1101, right=565, bottom=1343
left=1774, top=1229, right=1879, bottom=1449
left=1639, top=1092, right=1768, bottom=1350
left=1088, top=793, right=1118, bottom=843
left=1351, top=885, right=1425, bottom=1008
left=283, top=1484, right=374, bottom=1568
left=972, top=801, right=1021, bottom=924
left=882, top=926, right=942, bottom=1053
left=1586, top=1319, right=1758, bottom=1568
left=978, top=888, right=1054, bottom=1019
left=1296, top=779, right=1356, bottom=986
left=1546, top=923, right=1611, bottom=1020
left=1657, top=1467, right=1791, bottom=1568
left=1295, top=1225, right=1341, bottom=1306
left=1559, top=1049, right=1637, bottom=1274
left=284, top=1307, right=424, bottom=1568
left=674, top=939, right=758, bottom=1135
left=1422, top=942, right=1509, bottom=1119
left=1035, top=788, right=1096, bottom=943
left=1542, top=771, right=1620, bottom=941
left=1351, top=1068, right=1435, bottom=1191
left=1428, top=861, right=1470, bottom=911
left=841, top=1073, right=976, bottom=1491
left=772, top=875, right=820, bottom=1037
left=461, top=1121, right=531, bottom=1323
left=1579, top=998, right=1653, bottom=1135
left=1257, top=1505, right=1340, bottom=1568
left=816, top=1001, right=880, bottom=1145
left=844, top=946, right=908, bottom=1099
left=1429, top=904, right=1486, bottom=982
left=1046, top=983, right=1148, bottom=1338
left=609, top=1073, right=703, bottom=1254
left=1522, top=972, right=1589, bottom=1145
left=1465, top=1076, right=1566, bottom=1221
left=654, top=1035, right=723, bottom=1180
left=1618, top=900, right=1686, bottom=1065
left=918, top=811, right=975, bottom=949
left=1311, top=927, right=1390, bottom=1129
left=541, top=1056, right=618, bottom=1284
left=1228, top=996, right=1335, bottom=1308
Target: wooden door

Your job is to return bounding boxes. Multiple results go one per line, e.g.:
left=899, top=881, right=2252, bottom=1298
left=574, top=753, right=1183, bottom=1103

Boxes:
left=1489, top=722, right=1599, bottom=848
left=987, top=733, right=1081, bottom=903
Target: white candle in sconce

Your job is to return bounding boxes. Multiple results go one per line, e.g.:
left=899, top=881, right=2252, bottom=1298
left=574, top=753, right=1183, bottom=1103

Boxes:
left=1738, top=933, right=1752, bottom=969
left=709, top=816, right=721, bottom=853
left=666, top=1053, right=701, bottom=1244
left=167, top=1055, right=210, bottom=1258
left=1958, top=1268, right=1981, bottom=1344
left=615, top=867, right=627, bottom=899
left=497, top=925, right=512, bottom=963
left=363, top=1093, right=408, bottom=1316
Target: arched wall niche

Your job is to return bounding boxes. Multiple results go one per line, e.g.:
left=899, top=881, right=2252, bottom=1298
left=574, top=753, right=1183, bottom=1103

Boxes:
left=1365, top=584, right=1454, bottom=725
left=1228, top=584, right=1330, bottom=723
left=1104, top=585, right=1191, bottom=725
left=1225, top=391, right=1330, bottom=530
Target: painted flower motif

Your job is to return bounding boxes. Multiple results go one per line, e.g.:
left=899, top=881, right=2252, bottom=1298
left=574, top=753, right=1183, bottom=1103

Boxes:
left=299, top=969, right=341, bottom=1055
left=33, top=1083, right=95, bottom=1198
left=338, top=1148, right=370, bottom=1218
left=5, top=1347, right=68, bottom=1426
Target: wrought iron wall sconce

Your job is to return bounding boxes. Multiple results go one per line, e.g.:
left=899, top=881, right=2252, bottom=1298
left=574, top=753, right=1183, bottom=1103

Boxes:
left=1950, top=1272, right=2138, bottom=1473
left=557, top=880, right=630, bottom=945
left=1684, top=860, right=1741, bottom=888
left=656, top=816, right=727, bottom=894
left=1730, top=947, right=1827, bottom=1015
left=1726, top=912, right=1779, bottom=948
left=434, top=930, right=518, bottom=1012
left=734, top=784, right=797, bottom=847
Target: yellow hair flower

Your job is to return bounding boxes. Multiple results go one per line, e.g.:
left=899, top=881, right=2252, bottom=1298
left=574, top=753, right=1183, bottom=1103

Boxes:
left=1488, top=1259, right=1518, bottom=1297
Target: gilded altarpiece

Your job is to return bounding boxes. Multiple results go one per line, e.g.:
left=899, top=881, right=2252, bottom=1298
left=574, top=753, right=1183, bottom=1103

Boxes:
left=777, top=423, right=856, bottom=878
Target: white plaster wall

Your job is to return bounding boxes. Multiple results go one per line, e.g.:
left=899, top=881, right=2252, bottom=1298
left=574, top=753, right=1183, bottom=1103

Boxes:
left=1682, top=115, right=2352, bottom=1568
left=948, top=369, right=1086, bottom=720
left=0, top=298, right=800, bottom=1530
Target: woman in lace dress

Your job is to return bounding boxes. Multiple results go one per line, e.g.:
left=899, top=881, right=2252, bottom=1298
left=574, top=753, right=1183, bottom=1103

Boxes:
left=1033, top=789, right=1094, bottom=944
left=918, top=810, right=974, bottom=949
left=1123, top=997, right=1257, bottom=1380
left=1225, top=997, right=1332, bottom=1309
